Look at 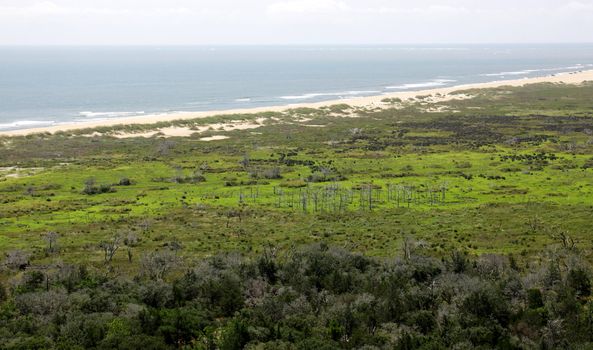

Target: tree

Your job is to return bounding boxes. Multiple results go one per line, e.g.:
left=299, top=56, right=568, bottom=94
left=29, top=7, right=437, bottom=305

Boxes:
left=124, top=232, right=138, bottom=263
left=83, top=178, right=114, bottom=195
left=219, top=318, right=250, bottom=350
left=567, top=268, right=591, bottom=298
left=0, top=282, right=7, bottom=302
left=139, top=251, right=177, bottom=280
left=402, top=236, right=418, bottom=261
left=138, top=219, right=152, bottom=233
left=169, top=240, right=183, bottom=256
left=83, top=178, right=97, bottom=194
left=553, top=231, right=576, bottom=251
left=450, top=250, right=468, bottom=273
left=156, top=140, right=176, bottom=156
left=43, top=231, right=59, bottom=254
left=100, top=235, right=121, bottom=264
left=239, top=153, right=250, bottom=169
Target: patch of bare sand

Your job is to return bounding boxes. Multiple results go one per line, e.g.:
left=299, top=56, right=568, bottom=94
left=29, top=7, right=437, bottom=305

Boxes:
left=199, top=135, right=230, bottom=141
left=0, top=167, right=44, bottom=179
left=112, top=118, right=267, bottom=139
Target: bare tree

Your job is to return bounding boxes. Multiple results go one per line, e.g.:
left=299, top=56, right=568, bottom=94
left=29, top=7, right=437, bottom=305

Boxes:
left=124, top=232, right=139, bottom=263
left=401, top=237, right=427, bottom=261
left=138, top=219, right=152, bottom=233
left=139, top=251, right=177, bottom=280
left=124, top=232, right=139, bottom=247
left=553, top=231, right=576, bottom=251
left=239, top=153, right=250, bottom=169
left=225, top=208, right=243, bottom=228
left=169, top=240, right=183, bottom=256
left=542, top=319, right=565, bottom=349
left=476, top=254, right=508, bottom=279
left=156, top=140, right=176, bottom=156
left=99, top=235, right=121, bottom=264
left=349, top=128, right=364, bottom=140
left=199, top=162, right=211, bottom=172
left=127, top=248, right=133, bottom=263
left=44, top=231, right=59, bottom=254
left=527, top=215, right=543, bottom=233
left=402, top=236, right=414, bottom=261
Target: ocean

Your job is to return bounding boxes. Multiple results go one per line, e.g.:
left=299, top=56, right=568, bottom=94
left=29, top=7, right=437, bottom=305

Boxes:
left=1, top=44, right=593, bottom=131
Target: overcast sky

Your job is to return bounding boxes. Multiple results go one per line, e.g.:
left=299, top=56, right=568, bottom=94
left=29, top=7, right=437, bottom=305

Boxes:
left=1, top=0, right=592, bottom=45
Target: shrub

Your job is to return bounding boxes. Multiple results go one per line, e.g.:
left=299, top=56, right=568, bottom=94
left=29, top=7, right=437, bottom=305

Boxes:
left=567, top=268, right=591, bottom=297
left=118, top=177, right=132, bottom=186
left=249, top=167, right=282, bottom=180
left=280, top=179, right=308, bottom=188
left=582, top=157, right=593, bottom=169
left=306, top=172, right=346, bottom=183
left=3, top=250, right=30, bottom=270
left=82, top=178, right=116, bottom=195
left=456, top=161, right=473, bottom=169
left=527, top=288, right=544, bottom=309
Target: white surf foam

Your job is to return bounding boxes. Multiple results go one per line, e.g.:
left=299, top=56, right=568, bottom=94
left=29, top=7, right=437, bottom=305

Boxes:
left=385, top=79, right=457, bottom=90
left=71, top=117, right=111, bottom=123
left=480, top=64, right=587, bottom=77
left=79, top=111, right=145, bottom=118
left=0, top=120, right=56, bottom=130
left=279, top=90, right=381, bottom=100
left=185, top=101, right=212, bottom=106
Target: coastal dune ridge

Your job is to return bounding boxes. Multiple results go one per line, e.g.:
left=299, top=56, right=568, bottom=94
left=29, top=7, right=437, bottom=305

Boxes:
left=2, top=69, right=593, bottom=137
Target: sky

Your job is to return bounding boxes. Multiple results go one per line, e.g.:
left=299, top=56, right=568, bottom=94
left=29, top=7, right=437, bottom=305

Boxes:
left=0, top=0, right=592, bottom=45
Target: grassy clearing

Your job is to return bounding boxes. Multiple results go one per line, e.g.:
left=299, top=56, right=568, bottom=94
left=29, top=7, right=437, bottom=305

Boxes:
left=1, top=82, right=593, bottom=271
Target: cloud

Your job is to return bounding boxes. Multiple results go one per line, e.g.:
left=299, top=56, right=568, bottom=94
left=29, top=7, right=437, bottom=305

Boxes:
left=361, top=4, right=471, bottom=15
left=266, top=1, right=474, bottom=18
left=0, top=0, right=592, bottom=44
left=0, top=1, right=72, bottom=16
left=0, top=1, right=210, bottom=17
left=267, top=0, right=351, bottom=15
left=563, top=1, right=593, bottom=11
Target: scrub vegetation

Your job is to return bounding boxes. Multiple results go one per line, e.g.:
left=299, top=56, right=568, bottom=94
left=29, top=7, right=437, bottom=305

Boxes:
left=1, top=82, right=593, bottom=348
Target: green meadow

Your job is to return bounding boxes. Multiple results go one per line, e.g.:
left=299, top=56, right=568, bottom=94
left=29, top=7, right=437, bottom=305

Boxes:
left=1, top=82, right=593, bottom=270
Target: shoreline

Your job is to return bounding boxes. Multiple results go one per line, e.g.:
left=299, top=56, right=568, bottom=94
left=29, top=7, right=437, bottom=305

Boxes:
left=2, top=69, right=593, bottom=137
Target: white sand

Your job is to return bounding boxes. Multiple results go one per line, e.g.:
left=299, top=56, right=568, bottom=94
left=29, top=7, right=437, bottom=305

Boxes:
left=113, top=126, right=198, bottom=138
left=2, top=70, right=592, bottom=137
left=199, top=135, right=230, bottom=141
left=110, top=119, right=266, bottom=139
left=0, top=167, right=44, bottom=179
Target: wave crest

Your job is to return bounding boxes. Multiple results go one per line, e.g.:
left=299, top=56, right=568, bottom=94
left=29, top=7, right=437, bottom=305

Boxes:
left=279, top=90, right=381, bottom=100
left=79, top=111, right=145, bottom=118
left=0, top=120, right=55, bottom=130
left=386, top=79, right=457, bottom=90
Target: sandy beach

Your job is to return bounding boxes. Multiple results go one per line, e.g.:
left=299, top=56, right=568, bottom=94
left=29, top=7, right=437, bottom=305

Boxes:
left=2, top=69, right=593, bottom=137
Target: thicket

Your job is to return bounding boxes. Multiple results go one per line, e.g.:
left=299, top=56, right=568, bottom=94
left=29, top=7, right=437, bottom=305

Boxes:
left=1, top=243, right=592, bottom=349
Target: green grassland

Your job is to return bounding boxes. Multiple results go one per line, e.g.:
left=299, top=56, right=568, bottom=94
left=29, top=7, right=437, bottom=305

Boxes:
left=1, top=82, right=593, bottom=271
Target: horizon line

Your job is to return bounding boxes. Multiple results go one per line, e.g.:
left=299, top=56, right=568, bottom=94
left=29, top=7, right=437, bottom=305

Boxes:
left=2, top=42, right=593, bottom=47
